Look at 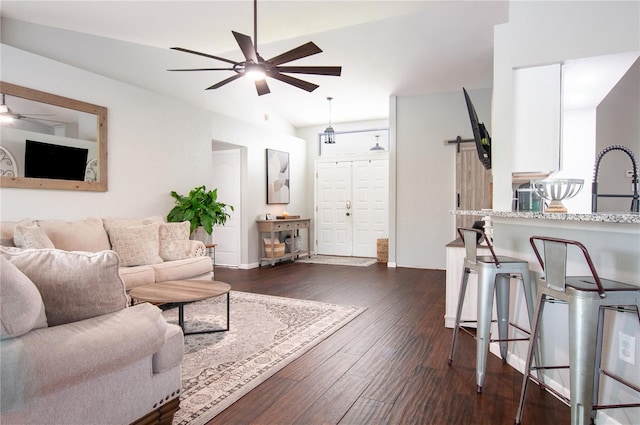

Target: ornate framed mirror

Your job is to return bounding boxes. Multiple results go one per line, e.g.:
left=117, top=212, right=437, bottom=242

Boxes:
left=0, top=82, right=107, bottom=191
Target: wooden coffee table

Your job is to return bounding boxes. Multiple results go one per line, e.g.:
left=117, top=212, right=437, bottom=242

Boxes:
left=129, top=280, right=231, bottom=335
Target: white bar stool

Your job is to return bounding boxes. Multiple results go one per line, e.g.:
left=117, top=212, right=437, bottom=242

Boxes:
left=448, top=227, right=537, bottom=393
left=515, top=236, right=640, bottom=425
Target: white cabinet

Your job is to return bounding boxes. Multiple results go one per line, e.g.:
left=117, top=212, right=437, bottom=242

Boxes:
left=512, top=64, right=562, bottom=173
left=444, top=239, right=491, bottom=328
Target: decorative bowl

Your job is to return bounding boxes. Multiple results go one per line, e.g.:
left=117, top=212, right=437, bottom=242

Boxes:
left=533, top=178, right=584, bottom=213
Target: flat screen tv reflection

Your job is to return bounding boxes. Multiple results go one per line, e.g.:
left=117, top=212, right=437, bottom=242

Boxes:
left=24, top=140, right=89, bottom=181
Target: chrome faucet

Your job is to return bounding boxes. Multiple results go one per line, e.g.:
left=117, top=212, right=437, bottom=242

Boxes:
left=592, top=145, right=639, bottom=213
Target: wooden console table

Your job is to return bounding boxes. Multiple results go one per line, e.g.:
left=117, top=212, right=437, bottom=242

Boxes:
left=257, top=218, right=311, bottom=266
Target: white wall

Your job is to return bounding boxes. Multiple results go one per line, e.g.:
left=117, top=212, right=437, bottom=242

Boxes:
left=210, top=113, right=307, bottom=267
left=0, top=45, right=213, bottom=219
left=492, top=0, right=640, bottom=211
left=560, top=107, right=596, bottom=213
left=393, top=88, right=492, bottom=269
left=0, top=45, right=308, bottom=267
left=596, top=60, right=640, bottom=212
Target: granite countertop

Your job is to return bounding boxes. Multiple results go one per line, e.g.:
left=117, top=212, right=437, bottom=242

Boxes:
left=452, top=210, right=640, bottom=224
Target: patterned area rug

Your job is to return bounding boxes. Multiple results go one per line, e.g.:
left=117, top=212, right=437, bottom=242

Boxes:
left=295, top=255, right=378, bottom=267
left=162, top=291, right=365, bottom=425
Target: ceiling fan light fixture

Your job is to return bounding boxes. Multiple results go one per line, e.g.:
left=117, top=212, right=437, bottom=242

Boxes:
left=168, top=0, right=341, bottom=95
left=245, top=63, right=266, bottom=81
left=0, top=102, right=15, bottom=123
left=0, top=95, right=15, bottom=123
left=324, top=96, right=335, bottom=144
left=0, top=114, right=15, bottom=124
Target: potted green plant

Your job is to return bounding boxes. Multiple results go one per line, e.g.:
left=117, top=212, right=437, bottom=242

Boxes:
left=167, top=185, right=234, bottom=241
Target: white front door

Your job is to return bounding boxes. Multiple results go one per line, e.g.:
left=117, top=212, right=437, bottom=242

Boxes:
left=352, top=159, right=389, bottom=257
left=316, top=161, right=353, bottom=256
left=316, top=158, right=388, bottom=257
left=211, top=149, right=241, bottom=267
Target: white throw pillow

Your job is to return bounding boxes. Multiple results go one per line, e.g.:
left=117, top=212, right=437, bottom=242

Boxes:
left=0, top=248, right=127, bottom=327
left=159, top=221, right=191, bottom=261
left=0, top=218, right=35, bottom=247
left=107, top=223, right=163, bottom=267
left=0, top=257, right=48, bottom=339
left=13, top=225, right=55, bottom=249
left=37, top=217, right=111, bottom=252
left=102, top=216, right=164, bottom=233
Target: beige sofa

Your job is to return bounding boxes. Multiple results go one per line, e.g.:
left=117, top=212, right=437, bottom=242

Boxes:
left=0, top=216, right=213, bottom=290
left=0, top=248, right=184, bottom=425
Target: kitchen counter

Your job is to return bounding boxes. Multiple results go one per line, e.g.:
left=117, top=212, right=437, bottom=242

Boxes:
left=452, top=209, right=640, bottom=224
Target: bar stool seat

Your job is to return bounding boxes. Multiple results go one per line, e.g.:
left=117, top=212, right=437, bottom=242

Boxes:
left=448, top=227, right=536, bottom=393
left=515, top=236, right=640, bottom=425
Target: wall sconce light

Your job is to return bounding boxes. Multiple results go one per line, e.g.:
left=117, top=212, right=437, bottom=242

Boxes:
left=323, top=96, right=335, bottom=144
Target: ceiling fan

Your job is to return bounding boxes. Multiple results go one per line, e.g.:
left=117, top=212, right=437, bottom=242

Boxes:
left=167, top=0, right=342, bottom=95
left=0, top=94, right=67, bottom=126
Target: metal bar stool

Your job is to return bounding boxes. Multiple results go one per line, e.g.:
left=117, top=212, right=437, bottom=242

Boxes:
left=516, top=236, right=640, bottom=425
left=448, top=227, right=537, bottom=393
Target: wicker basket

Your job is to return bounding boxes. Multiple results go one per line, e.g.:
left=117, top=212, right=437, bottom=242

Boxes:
left=377, top=238, right=389, bottom=263
left=265, top=242, right=286, bottom=258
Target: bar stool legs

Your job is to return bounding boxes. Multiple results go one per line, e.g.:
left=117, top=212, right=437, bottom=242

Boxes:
left=448, top=227, right=536, bottom=394
left=448, top=266, right=534, bottom=393
left=496, top=274, right=512, bottom=362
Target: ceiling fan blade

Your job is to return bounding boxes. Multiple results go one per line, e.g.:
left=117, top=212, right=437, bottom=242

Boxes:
left=269, top=73, right=319, bottom=92
left=14, top=113, right=54, bottom=116
left=18, top=117, right=69, bottom=125
left=232, top=31, right=258, bottom=63
left=255, top=79, right=270, bottom=96
left=167, top=68, right=237, bottom=72
left=206, top=74, right=244, bottom=90
left=171, top=47, right=239, bottom=66
left=267, top=42, right=322, bottom=66
left=275, top=66, right=342, bottom=76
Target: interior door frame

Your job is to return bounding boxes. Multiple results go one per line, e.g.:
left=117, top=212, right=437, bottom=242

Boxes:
left=314, top=153, right=389, bottom=257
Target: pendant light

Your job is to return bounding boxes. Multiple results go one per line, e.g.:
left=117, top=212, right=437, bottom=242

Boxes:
left=370, top=135, right=385, bottom=151
left=323, top=96, right=335, bottom=144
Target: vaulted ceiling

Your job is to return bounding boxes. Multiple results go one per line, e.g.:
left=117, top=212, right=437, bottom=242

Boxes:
left=0, top=1, right=509, bottom=129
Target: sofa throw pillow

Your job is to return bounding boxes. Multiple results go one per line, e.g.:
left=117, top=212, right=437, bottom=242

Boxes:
left=37, top=218, right=111, bottom=252
left=107, top=223, right=163, bottom=267
left=102, top=216, right=164, bottom=234
left=0, top=257, right=48, bottom=339
left=0, top=248, right=128, bottom=327
left=0, top=218, right=35, bottom=247
left=159, top=221, right=191, bottom=261
left=13, top=225, right=55, bottom=249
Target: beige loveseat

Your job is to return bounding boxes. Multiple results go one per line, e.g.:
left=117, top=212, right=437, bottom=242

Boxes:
left=0, top=248, right=184, bottom=425
left=0, top=216, right=213, bottom=290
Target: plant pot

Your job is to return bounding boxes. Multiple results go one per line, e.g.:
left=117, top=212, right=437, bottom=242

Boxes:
left=191, top=226, right=212, bottom=245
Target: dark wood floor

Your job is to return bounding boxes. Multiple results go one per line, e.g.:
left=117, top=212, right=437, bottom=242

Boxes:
left=206, top=261, right=570, bottom=425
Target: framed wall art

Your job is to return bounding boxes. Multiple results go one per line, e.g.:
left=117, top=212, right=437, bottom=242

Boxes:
left=266, top=149, right=290, bottom=204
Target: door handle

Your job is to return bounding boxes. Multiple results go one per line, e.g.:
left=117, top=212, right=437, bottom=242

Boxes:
left=346, top=200, right=351, bottom=209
